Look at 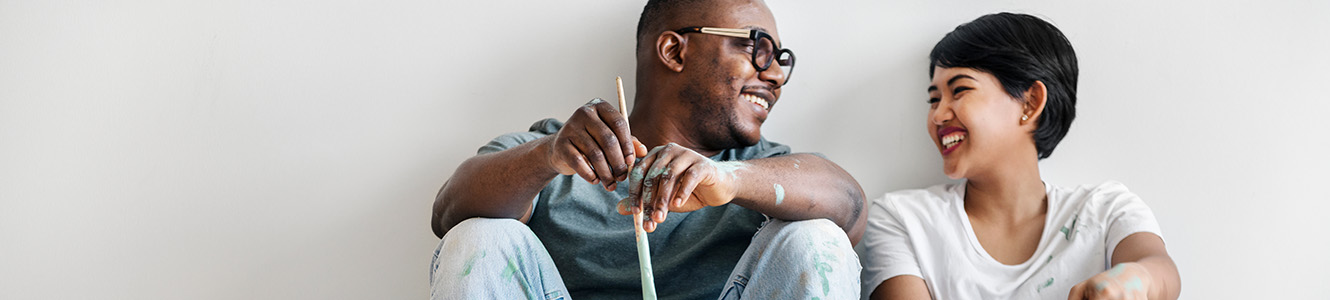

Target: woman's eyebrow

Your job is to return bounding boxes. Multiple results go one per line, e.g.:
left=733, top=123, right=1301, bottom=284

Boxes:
left=948, top=74, right=976, bottom=86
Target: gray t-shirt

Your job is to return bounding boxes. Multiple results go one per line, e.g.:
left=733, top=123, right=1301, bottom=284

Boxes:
left=478, top=118, right=792, bottom=299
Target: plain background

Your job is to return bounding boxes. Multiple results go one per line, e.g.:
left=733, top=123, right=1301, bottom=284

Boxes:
left=3, top=0, right=1327, bottom=299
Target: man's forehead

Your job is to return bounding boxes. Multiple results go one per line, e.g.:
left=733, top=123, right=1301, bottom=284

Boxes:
left=703, top=1, right=779, bottom=35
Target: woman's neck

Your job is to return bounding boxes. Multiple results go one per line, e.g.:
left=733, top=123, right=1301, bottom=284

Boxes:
left=963, top=156, right=1047, bottom=224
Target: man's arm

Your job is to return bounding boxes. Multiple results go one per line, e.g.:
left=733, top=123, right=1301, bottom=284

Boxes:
left=726, top=154, right=867, bottom=243
left=432, top=99, right=644, bottom=238
left=623, top=144, right=867, bottom=244
left=431, top=136, right=559, bottom=238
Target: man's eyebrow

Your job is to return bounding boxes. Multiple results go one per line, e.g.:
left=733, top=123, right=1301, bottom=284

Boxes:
left=947, top=74, right=975, bottom=86
left=928, top=85, right=938, bottom=92
left=742, top=25, right=768, bottom=32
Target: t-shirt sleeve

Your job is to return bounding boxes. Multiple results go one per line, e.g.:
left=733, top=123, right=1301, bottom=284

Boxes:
left=1097, top=182, right=1164, bottom=263
left=860, top=194, right=924, bottom=296
left=477, top=118, right=563, bottom=155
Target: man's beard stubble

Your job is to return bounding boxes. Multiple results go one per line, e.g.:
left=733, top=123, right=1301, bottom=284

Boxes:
left=677, top=72, right=758, bottom=151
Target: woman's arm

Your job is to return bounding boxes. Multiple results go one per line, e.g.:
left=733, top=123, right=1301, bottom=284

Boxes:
left=1068, top=232, right=1181, bottom=299
left=870, top=275, right=932, bottom=300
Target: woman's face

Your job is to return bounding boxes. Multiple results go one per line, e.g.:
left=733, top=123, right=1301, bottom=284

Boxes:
left=926, top=66, right=1034, bottom=179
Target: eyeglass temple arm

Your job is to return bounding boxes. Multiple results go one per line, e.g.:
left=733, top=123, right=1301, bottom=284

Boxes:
left=698, top=27, right=754, bottom=39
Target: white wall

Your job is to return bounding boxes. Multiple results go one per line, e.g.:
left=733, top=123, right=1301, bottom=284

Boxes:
left=2, top=0, right=1326, bottom=298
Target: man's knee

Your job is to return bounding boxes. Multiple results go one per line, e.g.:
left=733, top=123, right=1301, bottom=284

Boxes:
left=435, top=218, right=539, bottom=263
left=766, top=219, right=859, bottom=269
left=447, top=217, right=532, bottom=241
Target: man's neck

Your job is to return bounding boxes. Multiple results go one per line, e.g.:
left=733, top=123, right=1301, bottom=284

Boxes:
left=627, top=108, right=723, bottom=158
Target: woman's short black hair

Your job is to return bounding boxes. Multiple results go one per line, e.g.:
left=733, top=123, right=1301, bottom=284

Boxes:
left=930, top=12, right=1079, bottom=159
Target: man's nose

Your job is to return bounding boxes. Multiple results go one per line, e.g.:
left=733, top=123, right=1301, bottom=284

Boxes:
left=758, top=65, right=786, bottom=87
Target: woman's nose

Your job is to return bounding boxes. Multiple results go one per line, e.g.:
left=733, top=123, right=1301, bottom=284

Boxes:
left=930, top=102, right=953, bottom=125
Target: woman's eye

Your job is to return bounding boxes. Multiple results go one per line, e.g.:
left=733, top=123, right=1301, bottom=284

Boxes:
left=927, top=97, right=940, bottom=104
left=952, top=87, right=971, bottom=96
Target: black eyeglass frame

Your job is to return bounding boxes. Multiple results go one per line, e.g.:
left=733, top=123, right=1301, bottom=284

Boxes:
left=673, top=26, right=795, bottom=85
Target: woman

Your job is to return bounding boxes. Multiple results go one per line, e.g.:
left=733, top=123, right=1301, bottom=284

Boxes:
left=860, top=13, right=1181, bottom=299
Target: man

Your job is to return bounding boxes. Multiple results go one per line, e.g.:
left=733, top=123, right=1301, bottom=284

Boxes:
left=430, top=0, right=865, bottom=298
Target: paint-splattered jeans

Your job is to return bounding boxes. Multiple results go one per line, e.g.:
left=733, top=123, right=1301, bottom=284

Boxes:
left=430, top=217, right=860, bottom=300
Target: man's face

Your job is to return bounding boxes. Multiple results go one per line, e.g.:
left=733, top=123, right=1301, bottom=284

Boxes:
left=677, top=0, right=788, bottom=150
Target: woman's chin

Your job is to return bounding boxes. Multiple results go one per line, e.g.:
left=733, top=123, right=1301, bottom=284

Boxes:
left=942, top=163, right=965, bottom=179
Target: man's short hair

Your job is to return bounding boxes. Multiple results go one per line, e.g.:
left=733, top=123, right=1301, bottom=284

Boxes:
left=929, top=12, right=1079, bottom=160
left=636, top=0, right=707, bottom=52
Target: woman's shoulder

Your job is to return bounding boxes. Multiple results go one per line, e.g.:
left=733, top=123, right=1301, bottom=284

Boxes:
left=1054, top=180, right=1138, bottom=202
left=1051, top=180, right=1149, bottom=215
left=873, top=183, right=962, bottom=214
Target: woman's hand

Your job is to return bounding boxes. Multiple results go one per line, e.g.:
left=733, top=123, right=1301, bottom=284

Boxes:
left=1068, top=262, right=1154, bottom=300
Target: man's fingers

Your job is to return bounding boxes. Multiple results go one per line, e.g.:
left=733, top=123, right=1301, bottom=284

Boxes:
left=558, top=141, right=596, bottom=183
left=643, top=144, right=676, bottom=223
left=655, top=157, right=695, bottom=217
left=591, top=100, right=634, bottom=176
left=583, top=116, right=628, bottom=180
left=673, top=165, right=706, bottom=209
left=632, top=138, right=648, bottom=158
left=616, top=198, right=634, bottom=215
left=568, top=128, right=615, bottom=189
left=628, top=151, right=660, bottom=207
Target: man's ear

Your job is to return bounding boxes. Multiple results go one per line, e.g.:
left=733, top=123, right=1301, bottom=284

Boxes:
left=1023, top=81, right=1048, bottom=125
left=656, top=31, right=686, bottom=73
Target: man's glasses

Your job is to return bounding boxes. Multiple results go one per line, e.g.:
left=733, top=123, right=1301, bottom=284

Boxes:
left=674, top=27, right=796, bottom=86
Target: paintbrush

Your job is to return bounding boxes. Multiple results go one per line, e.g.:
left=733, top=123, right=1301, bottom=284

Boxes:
left=618, top=76, right=657, bottom=299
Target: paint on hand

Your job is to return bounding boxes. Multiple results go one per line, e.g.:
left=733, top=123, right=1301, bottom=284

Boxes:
left=773, top=183, right=785, bottom=205
left=1123, top=276, right=1144, bottom=293
left=1094, top=280, right=1110, bottom=292
left=1107, top=263, right=1126, bottom=277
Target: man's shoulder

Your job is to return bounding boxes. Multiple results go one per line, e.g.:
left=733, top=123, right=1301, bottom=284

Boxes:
left=718, top=137, right=792, bottom=161
left=478, top=118, right=563, bottom=155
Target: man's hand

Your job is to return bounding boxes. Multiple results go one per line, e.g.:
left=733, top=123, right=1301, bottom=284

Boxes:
left=546, top=98, right=647, bottom=191
left=616, top=143, right=743, bottom=232
left=1068, top=262, right=1154, bottom=300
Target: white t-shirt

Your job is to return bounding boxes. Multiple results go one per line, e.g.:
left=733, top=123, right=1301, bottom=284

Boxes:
left=859, top=181, right=1162, bottom=299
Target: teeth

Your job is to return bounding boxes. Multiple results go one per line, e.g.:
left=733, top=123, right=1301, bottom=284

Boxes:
left=743, top=94, right=769, bottom=110
left=942, top=134, right=965, bottom=148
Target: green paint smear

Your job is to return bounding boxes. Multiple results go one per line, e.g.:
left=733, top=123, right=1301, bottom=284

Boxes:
left=459, top=250, right=487, bottom=277
left=709, top=160, right=747, bottom=179
left=773, top=183, right=785, bottom=205
left=1094, top=281, right=1110, bottom=292
left=1107, top=264, right=1126, bottom=277
left=810, top=238, right=842, bottom=297
left=501, top=258, right=531, bottom=296
left=1123, top=276, right=1144, bottom=293
left=1037, top=277, right=1054, bottom=292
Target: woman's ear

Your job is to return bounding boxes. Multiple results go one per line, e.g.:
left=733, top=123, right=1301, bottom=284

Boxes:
left=656, top=32, right=686, bottom=73
left=1023, top=81, right=1048, bottom=125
